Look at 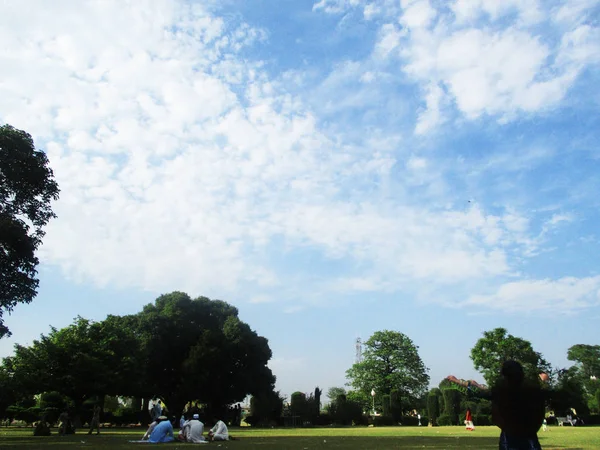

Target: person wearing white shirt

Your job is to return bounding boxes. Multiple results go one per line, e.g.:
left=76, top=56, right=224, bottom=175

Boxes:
left=208, top=420, right=228, bottom=441
left=182, top=414, right=206, bottom=443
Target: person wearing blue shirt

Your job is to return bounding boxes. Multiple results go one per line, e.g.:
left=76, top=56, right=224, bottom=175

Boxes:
left=148, top=416, right=174, bottom=443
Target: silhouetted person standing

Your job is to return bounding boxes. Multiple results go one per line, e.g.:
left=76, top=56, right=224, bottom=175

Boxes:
left=88, top=404, right=101, bottom=435
left=492, top=360, right=545, bottom=450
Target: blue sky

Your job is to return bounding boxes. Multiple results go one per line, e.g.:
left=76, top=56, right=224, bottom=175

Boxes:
left=1, top=0, right=600, bottom=400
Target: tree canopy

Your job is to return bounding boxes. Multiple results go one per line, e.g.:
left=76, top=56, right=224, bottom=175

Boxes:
left=346, top=330, right=429, bottom=410
left=0, top=291, right=276, bottom=422
left=2, top=316, right=143, bottom=409
left=567, top=344, right=600, bottom=380
left=470, top=327, right=551, bottom=386
left=0, top=124, right=59, bottom=338
left=133, top=291, right=276, bottom=417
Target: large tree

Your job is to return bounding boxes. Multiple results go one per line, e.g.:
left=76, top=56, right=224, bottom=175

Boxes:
left=567, top=344, right=600, bottom=383
left=133, top=292, right=276, bottom=418
left=2, top=316, right=143, bottom=413
left=470, top=327, right=551, bottom=386
left=346, top=330, right=429, bottom=411
left=0, top=124, right=59, bottom=338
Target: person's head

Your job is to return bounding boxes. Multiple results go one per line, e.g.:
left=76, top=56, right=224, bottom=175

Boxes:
left=466, top=407, right=471, bottom=413
left=193, top=413, right=199, bottom=421
left=501, top=360, right=525, bottom=386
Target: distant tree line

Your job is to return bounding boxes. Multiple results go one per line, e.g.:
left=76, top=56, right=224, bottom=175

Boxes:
left=0, top=292, right=277, bottom=427
left=427, top=328, right=600, bottom=427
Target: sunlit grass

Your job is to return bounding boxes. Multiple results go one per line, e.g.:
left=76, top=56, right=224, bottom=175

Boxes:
left=0, top=425, right=597, bottom=449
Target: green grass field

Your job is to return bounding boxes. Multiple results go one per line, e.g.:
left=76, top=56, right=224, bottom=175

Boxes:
left=0, top=426, right=597, bottom=449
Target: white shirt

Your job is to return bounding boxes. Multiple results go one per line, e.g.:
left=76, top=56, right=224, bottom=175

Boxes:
left=184, top=419, right=205, bottom=443
left=211, top=420, right=228, bottom=437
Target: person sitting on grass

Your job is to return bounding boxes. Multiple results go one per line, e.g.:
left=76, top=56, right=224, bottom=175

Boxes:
left=148, top=416, right=174, bottom=443
left=142, top=416, right=162, bottom=441
left=33, top=417, right=51, bottom=436
left=58, top=410, right=75, bottom=435
left=208, top=419, right=229, bottom=441
left=180, top=413, right=206, bottom=443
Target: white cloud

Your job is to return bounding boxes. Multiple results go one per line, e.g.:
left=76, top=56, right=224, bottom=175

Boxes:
left=415, top=82, right=445, bottom=134
left=406, top=156, right=427, bottom=170
left=400, top=0, right=436, bottom=29
left=313, top=0, right=362, bottom=14
left=465, top=276, right=600, bottom=313
left=374, top=24, right=403, bottom=59
left=0, top=0, right=596, bottom=317
left=451, top=0, right=543, bottom=25
left=249, top=295, right=274, bottom=304
left=314, top=0, right=600, bottom=131
left=553, top=0, right=599, bottom=26
left=548, top=213, right=573, bottom=226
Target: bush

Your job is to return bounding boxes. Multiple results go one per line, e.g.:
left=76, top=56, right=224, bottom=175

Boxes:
left=244, top=415, right=259, bottom=427
left=442, top=389, right=461, bottom=425
left=400, top=415, right=420, bottom=426
left=436, top=414, right=453, bottom=426
left=39, top=392, right=68, bottom=411
left=42, top=407, right=61, bottom=425
left=331, top=398, right=364, bottom=426
left=476, top=399, right=492, bottom=416
left=6, top=406, right=42, bottom=425
left=427, top=393, right=440, bottom=425
left=474, top=414, right=492, bottom=426
left=314, top=413, right=332, bottom=426
left=113, top=407, right=138, bottom=426
left=583, top=414, right=600, bottom=425
left=250, top=390, right=284, bottom=426
left=373, top=415, right=396, bottom=426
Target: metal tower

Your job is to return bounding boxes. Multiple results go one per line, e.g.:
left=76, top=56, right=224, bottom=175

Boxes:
left=355, top=337, right=363, bottom=364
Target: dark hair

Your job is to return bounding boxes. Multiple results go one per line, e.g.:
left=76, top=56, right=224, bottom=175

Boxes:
left=501, top=360, right=524, bottom=385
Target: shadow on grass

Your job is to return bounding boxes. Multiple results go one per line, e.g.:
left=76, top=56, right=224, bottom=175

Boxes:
left=0, top=434, right=497, bottom=449
left=0, top=432, right=586, bottom=450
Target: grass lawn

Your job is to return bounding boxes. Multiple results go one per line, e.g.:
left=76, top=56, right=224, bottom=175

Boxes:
left=0, top=426, right=598, bottom=449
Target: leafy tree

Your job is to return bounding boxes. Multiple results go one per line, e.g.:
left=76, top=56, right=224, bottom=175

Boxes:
left=249, top=389, right=284, bottom=426
left=470, top=328, right=551, bottom=385
left=290, top=391, right=308, bottom=419
left=327, top=393, right=364, bottom=425
left=549, top=367, right=590, bottom=415
left=133, top=292, right=275, bottom=418
left=103, top=395, right=120, bottom=413
left=2, top=315, right=143, bottom=415
left=0, top=124, right=59, bottom=338
left=327, top=387, right=346, bottom=403
left=0, top=365, right=19, bottom=419
left=567, top=344, right=600, bottom=394
left=567, top=345, right=600, bottom=378
left=346, top=330, right=429, bottom=410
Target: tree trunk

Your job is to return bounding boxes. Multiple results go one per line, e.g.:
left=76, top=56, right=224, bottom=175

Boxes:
left=163, top=396, right=186, bottom=427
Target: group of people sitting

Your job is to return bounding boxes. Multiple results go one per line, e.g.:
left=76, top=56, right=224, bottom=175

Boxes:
left=140, top=413, right=229, bottom=444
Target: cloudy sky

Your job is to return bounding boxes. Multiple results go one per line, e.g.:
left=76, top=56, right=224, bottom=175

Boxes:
left=1, top=0, right=600, bottom=400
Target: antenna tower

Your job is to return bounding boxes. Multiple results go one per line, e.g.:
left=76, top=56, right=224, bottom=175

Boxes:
left=355, top=337, right=363, bottom=364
